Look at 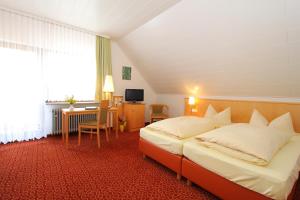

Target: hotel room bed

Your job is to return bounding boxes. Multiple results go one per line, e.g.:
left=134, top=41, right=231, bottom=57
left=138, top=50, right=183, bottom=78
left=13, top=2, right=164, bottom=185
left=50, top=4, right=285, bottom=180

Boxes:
left=141, top=98, right=300, bottom=199
left=139, top=133, right=183, bottom=179
left=182, top=135, right=300, bottom=200
left=139, top=116, right=216, bottom=179
left=140, top=127, right=192, bottom=155
left=139, top=127, right=195, bottom=179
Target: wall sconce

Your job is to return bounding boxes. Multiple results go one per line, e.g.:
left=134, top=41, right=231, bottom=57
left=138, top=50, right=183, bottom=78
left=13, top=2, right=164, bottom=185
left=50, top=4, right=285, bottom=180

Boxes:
left=188, top=96, right=195, bottom=105
left=188, top=96, right=198, bottom=113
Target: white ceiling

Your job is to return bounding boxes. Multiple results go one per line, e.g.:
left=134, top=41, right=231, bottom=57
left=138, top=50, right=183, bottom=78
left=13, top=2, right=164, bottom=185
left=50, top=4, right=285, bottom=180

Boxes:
left=118, top=0, right=300, bottom=98
left=0, top=0, right=180, bottom=38
left=1, top=0, right=300, bottom=98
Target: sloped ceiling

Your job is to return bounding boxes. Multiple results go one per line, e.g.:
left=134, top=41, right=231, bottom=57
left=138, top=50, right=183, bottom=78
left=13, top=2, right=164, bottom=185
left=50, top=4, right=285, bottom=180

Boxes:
left=118, top=0, right=300, bottom=98
left=0, top=0, right=180, bottom=38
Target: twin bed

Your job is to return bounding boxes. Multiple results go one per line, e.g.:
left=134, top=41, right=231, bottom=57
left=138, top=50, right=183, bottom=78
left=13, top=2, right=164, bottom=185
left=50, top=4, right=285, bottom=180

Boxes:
left=140, top=116, right=215, bottom=179
left=139, top=99, right=300, bottom=200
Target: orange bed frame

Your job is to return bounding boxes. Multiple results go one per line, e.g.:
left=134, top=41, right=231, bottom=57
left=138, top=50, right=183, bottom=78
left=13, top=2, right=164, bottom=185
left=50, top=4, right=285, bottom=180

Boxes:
left=139, top=138, right=182, bottom=179
left=139, top=137, right=298, bottom=199
left=182, top=157, right=298, bottom=200
left=140, top=99, right=300, bottom=199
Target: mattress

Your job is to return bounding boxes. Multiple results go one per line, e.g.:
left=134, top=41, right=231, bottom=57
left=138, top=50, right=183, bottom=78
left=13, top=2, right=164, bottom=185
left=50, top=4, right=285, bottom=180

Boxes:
left=183, top=135, right=300, bottom=200
left=140, top=127, right=193, bottom=155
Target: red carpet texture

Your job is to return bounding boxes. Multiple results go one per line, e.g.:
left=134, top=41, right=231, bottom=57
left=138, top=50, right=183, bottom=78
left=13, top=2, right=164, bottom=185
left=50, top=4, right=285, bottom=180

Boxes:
left=0, top=131, right=299, bottom=200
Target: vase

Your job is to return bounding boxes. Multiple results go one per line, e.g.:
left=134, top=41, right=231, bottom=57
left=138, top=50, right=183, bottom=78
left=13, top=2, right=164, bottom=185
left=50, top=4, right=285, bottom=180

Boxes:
left=69, top=104, right=74, bottom=111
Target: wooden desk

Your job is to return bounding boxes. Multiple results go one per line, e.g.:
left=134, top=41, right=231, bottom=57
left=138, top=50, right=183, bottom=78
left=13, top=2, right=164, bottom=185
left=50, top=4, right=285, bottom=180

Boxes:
left=62, top=107, right=119, bottom=147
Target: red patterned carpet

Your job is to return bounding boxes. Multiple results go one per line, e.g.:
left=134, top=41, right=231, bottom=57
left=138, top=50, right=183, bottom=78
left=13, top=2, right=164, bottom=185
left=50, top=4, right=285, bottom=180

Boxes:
left=0, top=131, right=300, bottom=200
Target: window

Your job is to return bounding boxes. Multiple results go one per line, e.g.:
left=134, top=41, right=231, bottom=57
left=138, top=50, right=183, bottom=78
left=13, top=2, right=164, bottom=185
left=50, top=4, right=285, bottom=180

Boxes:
left=44, top=46, right=96, bottom=101
left=0, top=8, right=96, bottom=143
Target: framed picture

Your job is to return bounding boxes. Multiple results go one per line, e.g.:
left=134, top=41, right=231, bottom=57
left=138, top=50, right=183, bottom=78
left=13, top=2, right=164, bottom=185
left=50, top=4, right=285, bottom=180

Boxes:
left=122, top=66, right=131, bottom=80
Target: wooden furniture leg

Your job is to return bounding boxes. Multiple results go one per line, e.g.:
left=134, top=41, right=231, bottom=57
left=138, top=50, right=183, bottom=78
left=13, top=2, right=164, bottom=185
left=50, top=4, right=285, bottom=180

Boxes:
left=78, top=125, right=81, bottom=145
left=96, top=128, right=100, bottom=148
left=115, top=111, right=119, bottom=138
left=108, top=113, right=111, bottom=135
left=105, top=127, right=109, bottom=142
left=62, top=113, right=65, bottom=143
left=65, top=114, right=69, bottom=148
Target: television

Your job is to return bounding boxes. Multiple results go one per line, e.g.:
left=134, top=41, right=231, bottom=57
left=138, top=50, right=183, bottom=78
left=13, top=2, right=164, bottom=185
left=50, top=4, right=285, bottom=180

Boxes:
left=125, top=89, right=144, bottom=102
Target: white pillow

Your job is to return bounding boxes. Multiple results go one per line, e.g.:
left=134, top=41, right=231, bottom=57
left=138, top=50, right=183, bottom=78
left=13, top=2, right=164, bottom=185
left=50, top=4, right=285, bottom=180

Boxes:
left=249, top=109, right=268, bottom=127
left=214, top=107, right=231, bottom=128
left=204, top=104, right=217, bottom=118
left=269, top=112, right=295, bottom=133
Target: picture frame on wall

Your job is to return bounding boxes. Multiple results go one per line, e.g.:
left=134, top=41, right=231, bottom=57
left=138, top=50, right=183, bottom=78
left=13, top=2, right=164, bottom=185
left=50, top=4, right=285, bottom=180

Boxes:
left=122, top=66, right=131, bottom=80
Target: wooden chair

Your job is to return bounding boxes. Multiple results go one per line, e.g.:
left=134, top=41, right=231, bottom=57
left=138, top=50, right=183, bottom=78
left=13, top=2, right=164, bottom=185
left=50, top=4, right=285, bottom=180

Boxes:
left=78, top=100, right=109, bottom=148
left=150, top=104, right=169, bottom=123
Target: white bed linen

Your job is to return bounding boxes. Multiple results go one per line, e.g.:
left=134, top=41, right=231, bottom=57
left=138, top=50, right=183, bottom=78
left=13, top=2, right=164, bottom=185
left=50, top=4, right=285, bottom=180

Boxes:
left=140, top=127, right=193, bottom=155
left=183, top=135, right=300, bottom=200
left=196, top=123, right=293, bottom=165
left=146, top=116, right=215, bottom=139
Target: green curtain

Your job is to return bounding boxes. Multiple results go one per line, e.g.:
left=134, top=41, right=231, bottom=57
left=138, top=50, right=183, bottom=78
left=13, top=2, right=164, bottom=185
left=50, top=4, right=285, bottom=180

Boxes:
left=95, top=36, right=112, bottom=101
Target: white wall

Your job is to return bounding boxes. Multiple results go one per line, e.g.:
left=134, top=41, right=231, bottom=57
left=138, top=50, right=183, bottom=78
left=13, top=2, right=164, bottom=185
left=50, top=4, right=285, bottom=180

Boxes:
left=156, top=94, right=186, bottom=117
left=111, top=41, right=157, bottom=122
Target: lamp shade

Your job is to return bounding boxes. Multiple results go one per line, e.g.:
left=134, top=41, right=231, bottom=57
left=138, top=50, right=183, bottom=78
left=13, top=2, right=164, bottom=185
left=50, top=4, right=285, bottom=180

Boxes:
left=188, top=96, right=196, bottom=105
left=103, top=75, right=114, bottom=92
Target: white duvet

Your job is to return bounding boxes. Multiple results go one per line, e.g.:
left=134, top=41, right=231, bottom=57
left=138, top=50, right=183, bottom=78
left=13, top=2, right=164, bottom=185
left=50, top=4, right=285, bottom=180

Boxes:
left=146, top=116, right=215, bottom=139
left=196, top=123, right=294, bottom=165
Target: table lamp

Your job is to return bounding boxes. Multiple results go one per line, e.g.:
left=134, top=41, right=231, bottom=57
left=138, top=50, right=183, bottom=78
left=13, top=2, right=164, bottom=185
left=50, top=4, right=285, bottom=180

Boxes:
left=103, top=75, right=114, bottom=106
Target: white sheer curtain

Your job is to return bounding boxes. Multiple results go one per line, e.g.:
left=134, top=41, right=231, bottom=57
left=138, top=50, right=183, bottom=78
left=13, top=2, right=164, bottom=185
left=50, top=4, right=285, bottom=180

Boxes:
left=0, top=8, right=96, bottom=144
left=0, top=46, right=45, bottom=143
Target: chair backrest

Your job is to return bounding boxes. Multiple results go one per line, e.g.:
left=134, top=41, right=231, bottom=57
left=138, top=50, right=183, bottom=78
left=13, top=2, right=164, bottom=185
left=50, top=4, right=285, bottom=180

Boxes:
left=99, top=108, right=108, bottom=124
left=95, top=100, right=109, bottom=125
left=150, top=104, right=168, bottom=114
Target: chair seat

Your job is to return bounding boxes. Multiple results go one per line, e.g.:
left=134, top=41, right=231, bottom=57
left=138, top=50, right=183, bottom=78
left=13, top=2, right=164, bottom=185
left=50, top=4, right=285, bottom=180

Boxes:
left=79, top=120, right=106, bottom=128
left=79, top=120, right=97, bottom=126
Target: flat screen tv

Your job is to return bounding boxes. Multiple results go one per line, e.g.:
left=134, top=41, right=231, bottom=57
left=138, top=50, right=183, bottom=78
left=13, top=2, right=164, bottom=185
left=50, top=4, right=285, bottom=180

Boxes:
left=125, top=89, right=144, bottom=102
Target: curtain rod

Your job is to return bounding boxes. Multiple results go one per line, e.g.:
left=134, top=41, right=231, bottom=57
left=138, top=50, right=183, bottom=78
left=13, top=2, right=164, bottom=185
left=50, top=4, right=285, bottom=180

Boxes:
left=0, top=6, right=110, bottom=39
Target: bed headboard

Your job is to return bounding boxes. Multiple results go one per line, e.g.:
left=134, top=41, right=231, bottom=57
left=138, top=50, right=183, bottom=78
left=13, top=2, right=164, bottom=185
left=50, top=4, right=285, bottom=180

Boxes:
left=184, top=98, right=300, bottom=133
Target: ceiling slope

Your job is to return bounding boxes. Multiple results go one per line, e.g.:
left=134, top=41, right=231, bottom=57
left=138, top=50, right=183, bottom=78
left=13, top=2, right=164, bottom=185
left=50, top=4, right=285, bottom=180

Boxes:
left=0, top=0, right=180, bottom=38
left=118, top=0, right=300, bottom=98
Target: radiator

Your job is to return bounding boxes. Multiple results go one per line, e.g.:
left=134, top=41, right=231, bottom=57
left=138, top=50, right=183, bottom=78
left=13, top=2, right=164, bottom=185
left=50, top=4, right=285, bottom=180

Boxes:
left=51, top=108, right=96, bottom=135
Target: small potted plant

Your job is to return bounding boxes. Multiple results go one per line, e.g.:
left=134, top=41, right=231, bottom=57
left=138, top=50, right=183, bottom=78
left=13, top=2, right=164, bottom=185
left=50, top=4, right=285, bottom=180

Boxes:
left=65, top=95, right=77, bottom=110
left=119, top=115, right=127, bottom=132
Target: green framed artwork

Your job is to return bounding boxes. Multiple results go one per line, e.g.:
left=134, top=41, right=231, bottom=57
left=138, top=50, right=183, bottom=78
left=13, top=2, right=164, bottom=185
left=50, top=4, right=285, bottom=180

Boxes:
left=122, top=66, right=131, bottom=80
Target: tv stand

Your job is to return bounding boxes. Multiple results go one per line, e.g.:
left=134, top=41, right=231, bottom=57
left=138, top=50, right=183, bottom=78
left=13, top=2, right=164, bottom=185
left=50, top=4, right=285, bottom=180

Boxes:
left=123, top=103, right=145, bottom=132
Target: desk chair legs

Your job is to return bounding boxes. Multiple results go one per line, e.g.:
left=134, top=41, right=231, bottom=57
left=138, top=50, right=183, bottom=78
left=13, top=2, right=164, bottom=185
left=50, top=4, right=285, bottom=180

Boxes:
left=105, top=127, right=109, bottom=142
left=92, top=127, right=109, bottom=142
left=78, top=128, right=82, bottom=146
left=78, top=127, right=108, bottom=148
left=96, top=129, right=100, bottom=148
